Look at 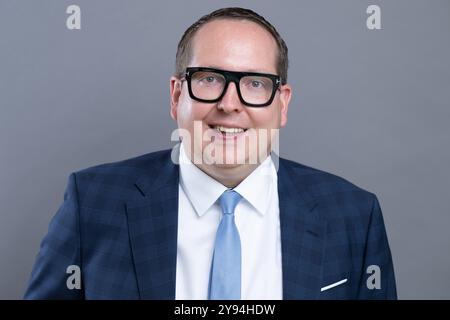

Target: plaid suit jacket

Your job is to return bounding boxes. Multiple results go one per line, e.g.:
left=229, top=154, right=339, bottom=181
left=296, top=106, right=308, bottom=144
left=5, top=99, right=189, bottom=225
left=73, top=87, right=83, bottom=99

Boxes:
left=24, top=148, right=397, bottom=299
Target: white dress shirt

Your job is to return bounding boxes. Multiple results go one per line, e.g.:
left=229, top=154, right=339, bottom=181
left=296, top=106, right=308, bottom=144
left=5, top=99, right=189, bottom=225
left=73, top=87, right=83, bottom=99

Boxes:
left=175, top=144, right=283, bottom=300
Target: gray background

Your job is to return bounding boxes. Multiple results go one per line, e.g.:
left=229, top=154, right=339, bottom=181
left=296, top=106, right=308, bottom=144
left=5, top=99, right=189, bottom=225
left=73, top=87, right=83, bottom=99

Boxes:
left=1, top=0, right=449, bottom=299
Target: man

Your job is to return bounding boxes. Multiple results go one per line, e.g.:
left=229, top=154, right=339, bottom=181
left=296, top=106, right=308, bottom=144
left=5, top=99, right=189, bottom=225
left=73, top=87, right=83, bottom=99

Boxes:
left=24, top=7, right=397, bottom=299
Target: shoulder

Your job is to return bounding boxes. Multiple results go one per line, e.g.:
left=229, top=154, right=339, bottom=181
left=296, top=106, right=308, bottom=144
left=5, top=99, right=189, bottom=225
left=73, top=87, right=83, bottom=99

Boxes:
left=278, top=157, right=377, bottom=219
left=279, top=157, right=369, bottom=193
left=69, top=149, right=174, bottom=200
left=74, top=149, right=172, bottom=178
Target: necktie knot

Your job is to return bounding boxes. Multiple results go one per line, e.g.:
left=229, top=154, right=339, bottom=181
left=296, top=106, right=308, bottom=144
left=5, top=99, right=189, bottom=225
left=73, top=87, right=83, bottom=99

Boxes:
left=219, top=190, right=242, bottom=215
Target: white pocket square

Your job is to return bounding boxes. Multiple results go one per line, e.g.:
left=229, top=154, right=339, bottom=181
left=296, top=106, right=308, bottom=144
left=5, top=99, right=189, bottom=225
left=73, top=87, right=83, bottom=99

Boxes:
left=320, top=278, right=348, bottom=292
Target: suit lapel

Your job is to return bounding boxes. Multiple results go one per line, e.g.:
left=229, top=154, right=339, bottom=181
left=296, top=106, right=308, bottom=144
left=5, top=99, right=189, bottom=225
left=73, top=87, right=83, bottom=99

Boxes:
left=277, top=158, right=327, bottom=299
left=126, top=150, right=179, bottom=299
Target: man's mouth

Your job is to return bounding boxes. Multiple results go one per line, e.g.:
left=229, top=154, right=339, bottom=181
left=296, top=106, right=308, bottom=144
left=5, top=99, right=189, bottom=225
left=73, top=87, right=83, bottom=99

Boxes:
left=208, top=125, right=249, bottom=136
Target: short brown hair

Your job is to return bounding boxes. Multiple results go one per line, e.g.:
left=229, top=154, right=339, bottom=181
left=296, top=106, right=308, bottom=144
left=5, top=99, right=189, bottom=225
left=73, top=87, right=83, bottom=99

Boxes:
left=175, top=7, right=289, bottom=84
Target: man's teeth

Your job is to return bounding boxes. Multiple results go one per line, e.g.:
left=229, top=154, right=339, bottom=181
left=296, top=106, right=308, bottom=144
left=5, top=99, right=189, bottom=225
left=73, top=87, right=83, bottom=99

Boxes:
left=213, top=126, right=245, bottom=134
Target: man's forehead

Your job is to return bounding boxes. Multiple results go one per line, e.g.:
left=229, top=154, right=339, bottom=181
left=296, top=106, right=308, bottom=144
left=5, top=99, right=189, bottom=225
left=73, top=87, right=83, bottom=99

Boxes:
left=193, top=19, right=277, bottom=47
left=199, top=65, right=276, bottom=74
left=189, top=19, right=278, bottom=74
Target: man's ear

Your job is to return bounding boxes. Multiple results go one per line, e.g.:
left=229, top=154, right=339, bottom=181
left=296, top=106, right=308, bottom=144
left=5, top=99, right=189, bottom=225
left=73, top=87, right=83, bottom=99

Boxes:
left=279, top=84, right=292, bottom=127
left=170, top=76, right=182, bottom=121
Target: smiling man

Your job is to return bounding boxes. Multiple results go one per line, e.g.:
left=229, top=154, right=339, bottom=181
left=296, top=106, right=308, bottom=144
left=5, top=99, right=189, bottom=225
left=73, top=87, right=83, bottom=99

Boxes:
left=170, top=14, right=290, bottom=189
left=24, top=7, right=397, bottom=300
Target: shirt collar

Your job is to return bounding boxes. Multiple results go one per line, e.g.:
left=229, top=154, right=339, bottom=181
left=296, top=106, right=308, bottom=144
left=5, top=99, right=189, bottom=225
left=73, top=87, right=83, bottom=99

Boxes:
left=233, top=154, right=276, bottom=216
left=179, top=144, right=227, bottom=217
left=179, top=143, right=276, bottom=217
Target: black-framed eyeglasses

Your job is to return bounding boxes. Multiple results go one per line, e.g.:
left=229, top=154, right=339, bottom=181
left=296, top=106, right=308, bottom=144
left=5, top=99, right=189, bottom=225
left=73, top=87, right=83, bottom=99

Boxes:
left=182, top=67, right=281, bottom=107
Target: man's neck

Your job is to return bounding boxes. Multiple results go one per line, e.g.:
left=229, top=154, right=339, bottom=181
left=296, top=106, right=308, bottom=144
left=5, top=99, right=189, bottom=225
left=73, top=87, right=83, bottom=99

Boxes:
left=195, top=162, right=259, bottom=188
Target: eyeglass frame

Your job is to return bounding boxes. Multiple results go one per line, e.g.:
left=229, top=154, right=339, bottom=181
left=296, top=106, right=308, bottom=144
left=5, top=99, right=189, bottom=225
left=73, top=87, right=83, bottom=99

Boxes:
left=180, top=67, right=282, bottom=107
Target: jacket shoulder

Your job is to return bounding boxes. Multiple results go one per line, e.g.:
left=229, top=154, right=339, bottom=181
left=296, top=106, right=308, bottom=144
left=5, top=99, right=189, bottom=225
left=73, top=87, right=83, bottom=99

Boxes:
left=74, top=149, right=172, bottom=179
left=279, top=157, right=376, bottom=217
left=69, top=149, right=174, bottom=206
left=279, top=157, right=369, bottom=192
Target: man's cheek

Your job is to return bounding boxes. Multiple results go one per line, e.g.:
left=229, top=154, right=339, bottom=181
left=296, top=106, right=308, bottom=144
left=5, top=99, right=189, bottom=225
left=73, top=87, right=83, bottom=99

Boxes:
left=177, top=104, right=195, bottom=123
left=188, top=104, right=209, bottom=121
left=251, top=115, right=277, bottom=129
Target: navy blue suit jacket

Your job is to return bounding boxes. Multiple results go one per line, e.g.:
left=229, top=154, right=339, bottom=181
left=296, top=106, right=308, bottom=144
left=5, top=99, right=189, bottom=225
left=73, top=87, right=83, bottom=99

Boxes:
left=24, top=149, right=397, bottom=299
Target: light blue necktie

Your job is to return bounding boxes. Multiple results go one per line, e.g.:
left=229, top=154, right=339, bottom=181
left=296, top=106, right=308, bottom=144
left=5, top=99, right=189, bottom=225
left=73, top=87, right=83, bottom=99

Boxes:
left=209, top=189, right=243, bottom=300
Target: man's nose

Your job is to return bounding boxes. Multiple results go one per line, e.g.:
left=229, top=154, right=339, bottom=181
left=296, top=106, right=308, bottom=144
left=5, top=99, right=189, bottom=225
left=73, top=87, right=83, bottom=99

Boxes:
left=218, top=82, right=244, bottom=113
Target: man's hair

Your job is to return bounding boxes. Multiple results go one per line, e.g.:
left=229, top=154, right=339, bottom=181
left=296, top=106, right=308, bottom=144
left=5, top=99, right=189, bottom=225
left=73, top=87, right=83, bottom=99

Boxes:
left=175, top=7, right=289, bottom=84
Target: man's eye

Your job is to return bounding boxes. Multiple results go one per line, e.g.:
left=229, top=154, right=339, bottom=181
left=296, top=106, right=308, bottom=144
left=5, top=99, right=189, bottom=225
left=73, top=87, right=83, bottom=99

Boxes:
left=199, top=76, right=217, bottom=83
left=245, top=79, right=266, bottom=89
left=251, top=80, right=262, bottom=88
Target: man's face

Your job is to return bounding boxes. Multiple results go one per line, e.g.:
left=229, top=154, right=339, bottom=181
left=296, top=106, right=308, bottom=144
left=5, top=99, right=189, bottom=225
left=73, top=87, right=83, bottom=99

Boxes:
left=170, top=19, right=291, bottom=168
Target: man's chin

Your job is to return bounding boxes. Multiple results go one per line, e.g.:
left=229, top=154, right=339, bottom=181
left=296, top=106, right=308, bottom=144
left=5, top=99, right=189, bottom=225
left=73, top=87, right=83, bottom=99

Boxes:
left=201, top=153, right=258, bottom=168
left=210, top=162, right=247, bottom=169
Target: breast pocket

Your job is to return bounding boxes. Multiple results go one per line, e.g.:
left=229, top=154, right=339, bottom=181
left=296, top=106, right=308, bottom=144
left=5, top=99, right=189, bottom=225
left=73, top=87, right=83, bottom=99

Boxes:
left=319, top=274, right=351, bottom=299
